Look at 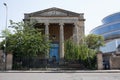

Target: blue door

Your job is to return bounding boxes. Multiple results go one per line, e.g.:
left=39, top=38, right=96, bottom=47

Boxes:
left=49, top=43, right=59, bottom=63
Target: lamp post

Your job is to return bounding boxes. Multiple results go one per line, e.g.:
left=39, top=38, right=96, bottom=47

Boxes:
left=3, top=3, right=8, bottom=70
left=3, top=3, right=7, bottom=30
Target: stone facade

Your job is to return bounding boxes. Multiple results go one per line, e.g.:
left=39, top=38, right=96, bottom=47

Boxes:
left=24, top=7, right=85, bottom=63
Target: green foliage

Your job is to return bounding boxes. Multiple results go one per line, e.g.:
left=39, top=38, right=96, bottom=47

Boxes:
left=85, top=34, right=104, bottom=50
left=64, top=39, right=96, bottom=61
left=64, top=34, right=104, bottom=69
left=1, top=29, right=11, bottom=38
left=0, top=20, right=50, bottom=57
left=64, top=39, right=75, bottom=60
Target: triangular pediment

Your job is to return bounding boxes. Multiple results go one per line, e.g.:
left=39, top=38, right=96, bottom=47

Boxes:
left=28, top=7, right=80, bottom=17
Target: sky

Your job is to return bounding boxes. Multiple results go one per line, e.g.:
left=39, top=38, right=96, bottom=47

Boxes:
left=0, top=0, right=120, bottom=35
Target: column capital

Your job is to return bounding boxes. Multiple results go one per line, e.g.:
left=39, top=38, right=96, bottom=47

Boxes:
left=59, top=22, right=64, bottom=26
left=44, top=22, right=49, bottom=26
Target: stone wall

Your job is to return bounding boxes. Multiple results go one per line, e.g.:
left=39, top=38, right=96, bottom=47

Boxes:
left=0, top=50, right=5, bottom=70
left=110, top=55, right=120, bottom=69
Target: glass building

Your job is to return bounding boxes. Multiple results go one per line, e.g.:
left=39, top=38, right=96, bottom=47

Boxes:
left=91, top=12, right=120, bottom=53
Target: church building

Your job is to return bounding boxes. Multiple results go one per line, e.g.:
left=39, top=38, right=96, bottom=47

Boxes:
left=24, top=7, right=85, bottom=63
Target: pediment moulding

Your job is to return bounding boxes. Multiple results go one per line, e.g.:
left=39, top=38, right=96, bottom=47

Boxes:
left=24, top=7, right=85, bottom=21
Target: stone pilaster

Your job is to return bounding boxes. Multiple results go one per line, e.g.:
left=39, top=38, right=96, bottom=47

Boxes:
left=74, top=23, right=79, bottom=44
left=77, top=20, right=85, bottom=44
left=59, top=23, right=64, bottom=63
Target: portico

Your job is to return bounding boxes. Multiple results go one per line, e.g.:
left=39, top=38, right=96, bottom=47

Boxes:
left=24, top=7, right=85, bottom=63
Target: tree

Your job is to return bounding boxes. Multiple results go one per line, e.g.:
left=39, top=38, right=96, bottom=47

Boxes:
left=64, top=39, right=78, bottom=60
left=0, top=20, right=50, bottom=57
left=84, top=34, right=104, bottom=69
left=1, top=29, right=11, bottom=38
left=64, top=34, right=104, bottom=69
left=0, top=20, right=51, bottom=69
left=85, top=34, right=104, bottom=50
left=64, top=39, right=96, bottom=60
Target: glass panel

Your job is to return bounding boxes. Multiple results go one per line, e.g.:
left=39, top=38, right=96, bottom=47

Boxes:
left=100, top=40, right=116, bottom=53
left=92, top=23, right=120, bottom=35
left=100, top=39, right=120, bottom=53
left=102, top=12, right=120, bottom=24
left=103, top=30, right=120, bottom=40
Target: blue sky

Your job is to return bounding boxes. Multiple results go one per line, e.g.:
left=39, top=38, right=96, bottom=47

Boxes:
left=1, top=0, right=120, bottom=35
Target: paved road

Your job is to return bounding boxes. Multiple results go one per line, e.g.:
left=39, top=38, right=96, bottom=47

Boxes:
left=0, top=72, right=120, bottom=80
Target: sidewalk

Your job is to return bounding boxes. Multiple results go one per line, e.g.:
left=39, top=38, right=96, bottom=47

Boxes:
left=1, top=69, right=120, bottom=73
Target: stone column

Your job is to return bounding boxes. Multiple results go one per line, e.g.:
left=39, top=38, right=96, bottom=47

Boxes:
left=59, top=23, right=64, bottom=64
left=45, top=23, right=49, bottom=60
left=45, top=23, right=49, bottom=41
left=74, top=23, right=79, bottom=44
left=97, top=52, right=103, bottom=70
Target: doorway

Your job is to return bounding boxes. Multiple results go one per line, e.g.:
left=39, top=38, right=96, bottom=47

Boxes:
left=49, top=43, right=59, bottom=64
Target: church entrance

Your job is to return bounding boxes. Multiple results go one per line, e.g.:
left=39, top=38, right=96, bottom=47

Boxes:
left=49, top=43, right=59, bottom=64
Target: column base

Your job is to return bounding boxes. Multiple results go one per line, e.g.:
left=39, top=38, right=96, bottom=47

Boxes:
left=59, top=58, right=65, bottom=65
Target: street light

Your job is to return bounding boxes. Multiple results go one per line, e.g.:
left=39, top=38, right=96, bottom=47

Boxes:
left=3, top=3, right=8, bottom=30
left=3, top=2, right=8, bottom=70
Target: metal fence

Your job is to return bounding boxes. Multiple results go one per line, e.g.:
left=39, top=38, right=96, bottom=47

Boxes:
left=13, top=56, right=47, bottom=70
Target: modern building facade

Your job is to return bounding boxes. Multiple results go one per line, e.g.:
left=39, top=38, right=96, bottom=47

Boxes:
left=24, top=7, right=85, bottom=63
left=91, top=12, right=120, bottom=53
left=91, top=12, right=120, bottom=69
